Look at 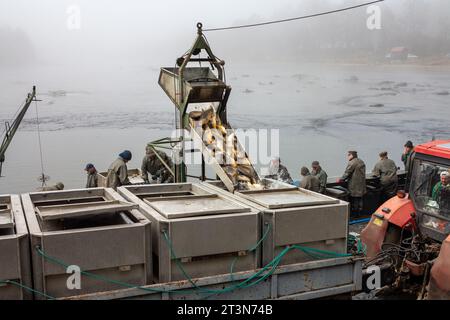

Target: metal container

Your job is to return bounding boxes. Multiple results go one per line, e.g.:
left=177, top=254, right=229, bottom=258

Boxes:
left=0, top=195, right=32, bottom=300
left=117, top=183, right=260, bottom=283
left=203, top=180, right=349, bottom=266
left=159, top=67, right=228, bottom=105
left=22, top=188, right=152, bottom=299
left=97, top=168, right=144, bottom=187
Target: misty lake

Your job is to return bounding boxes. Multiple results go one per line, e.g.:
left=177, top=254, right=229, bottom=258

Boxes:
left=0, top=62, right=449, bottom=194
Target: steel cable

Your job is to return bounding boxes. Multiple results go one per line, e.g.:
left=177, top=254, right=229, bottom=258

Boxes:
left=203, top=0, right=385, bottom=32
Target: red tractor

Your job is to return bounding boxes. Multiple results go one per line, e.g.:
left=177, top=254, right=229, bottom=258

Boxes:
left=361, top=140, right=450, bottom=299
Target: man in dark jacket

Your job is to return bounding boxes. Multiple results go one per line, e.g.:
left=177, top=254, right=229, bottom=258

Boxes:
left=106, top=150, right=132, bottom=190
left=311, top=161, right=328, bottom=194
left=401, top=140, right=414, bottom=172
left=84, top=163, right=98, bottom=188
left=372, top=151, right=398, bottom=201
left=141, top=145, right=174, bottom=184
left=339, top=151, right=367, bottom=213
left=300, top=167, right=320, bottom=192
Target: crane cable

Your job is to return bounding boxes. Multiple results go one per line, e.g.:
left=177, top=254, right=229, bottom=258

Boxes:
left=203, top=0, right=385, bottom=32
left=34, top=98, right=47, bottom=187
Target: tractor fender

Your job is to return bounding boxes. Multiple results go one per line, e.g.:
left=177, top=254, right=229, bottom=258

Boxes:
left=361, top=194, right=415, bottom=259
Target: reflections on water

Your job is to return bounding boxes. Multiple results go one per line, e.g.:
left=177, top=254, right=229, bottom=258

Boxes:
left=0, top=63, right=449, bottom=193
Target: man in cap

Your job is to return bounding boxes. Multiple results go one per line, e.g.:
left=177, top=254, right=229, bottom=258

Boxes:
left=338, top=151, right=367, bottom=214
left=372, top=151, right=398, bottom=201
left=106, top=150, right=132, bottom=190
left=311, top=161, right=328, bottom=194
left=84, top=163, right=98, bottom=188
left=141, top=145, right=174, bottom=184
left=300, top=167, right=320, bottom=192
left=432, top=170, right=450, bottom=202
left=266, top=156, right=294, bottom=185
left=39, top=182, right=65, bottom=192
left=401, top=140, right=414, bottom=172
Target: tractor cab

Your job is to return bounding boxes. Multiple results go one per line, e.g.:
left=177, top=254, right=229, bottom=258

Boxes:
left=409, top=140, right=450, bottom=242
left=361, top=140, right=450, bottom=299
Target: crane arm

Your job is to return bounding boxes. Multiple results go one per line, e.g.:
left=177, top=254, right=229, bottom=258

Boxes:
left=0, top=86, right=37, bottom=176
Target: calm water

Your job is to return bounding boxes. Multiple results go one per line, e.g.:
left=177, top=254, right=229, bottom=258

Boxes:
left=1, top=62, right=449, bottom=194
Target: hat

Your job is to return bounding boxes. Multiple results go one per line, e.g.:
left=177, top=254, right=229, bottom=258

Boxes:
left=300, top=166, right=310, bottom=176
left=404, top=141, right=414, bottom=148
left=119, top=150, right=132, bottom=161
left=85, top=163, right=95, bottom=170
left=312, top=161, right=320, bottom=167
left=348, top=151, right=358, bottom=158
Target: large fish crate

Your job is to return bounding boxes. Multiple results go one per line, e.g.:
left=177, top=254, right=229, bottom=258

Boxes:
left=97, top=168, right=145, bottom=187
left=0, top=195, right=32, bottom=300
left=117, top=183, right=260, bottom=283
left=203, top=180, right=349, bottom=266
left=22, top=188, right=152, bottom=299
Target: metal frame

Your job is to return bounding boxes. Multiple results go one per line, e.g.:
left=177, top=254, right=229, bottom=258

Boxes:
left=0, top=86, right=38, bottom=177
left=0, top=194, right=33, bottom=300
left=202, top=181, right=350, bottom=267
left=61, top=257, right=363, bottom=300
left=21, top=188, right=152, bottom=299
left=158, top=23, right=232, bottom=183
left=117, top=183, right=261, bottom=284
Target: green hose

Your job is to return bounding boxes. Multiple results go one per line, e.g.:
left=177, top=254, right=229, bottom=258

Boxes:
left=0, top=279, right=56, bottom=300
left=34, top=225, right=353, bottom=299
left=35, top=246, right=197, bottom=295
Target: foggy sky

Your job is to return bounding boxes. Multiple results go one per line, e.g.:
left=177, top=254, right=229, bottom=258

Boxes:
left=0, top=0, right=309, bottom=66
left=1, top=0, right=450, bottom=67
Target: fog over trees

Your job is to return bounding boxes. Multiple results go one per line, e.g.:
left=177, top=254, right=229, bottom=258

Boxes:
left=0, top=0, right=449, bottom=66
left=0, top=27, right=36, bottom=66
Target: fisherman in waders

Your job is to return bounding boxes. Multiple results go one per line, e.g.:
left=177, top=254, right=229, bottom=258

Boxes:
left=372, top=151, right=398, bottom=202
left=338, top=151, right=367, bottom=215
left=401, top=140, right=414, bottom=172
left=84, top=163, right=98, bottom=188
left=300, top=167, right=320, bottom=192
left=141, top=145, right=173, bottom=184
left=311, top=160, right=328, bottom=194
left=106, top=150, right=132, bottom=190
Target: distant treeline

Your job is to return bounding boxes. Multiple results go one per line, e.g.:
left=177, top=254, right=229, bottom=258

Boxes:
left=213, top=0, right=450, bottom=61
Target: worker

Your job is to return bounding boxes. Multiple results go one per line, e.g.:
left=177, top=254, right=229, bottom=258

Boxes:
left=266, top=157, right=294, bottom=185
left=106, top=150, right=132, bottom=190
left=300, top=167, right=320, bottom=192
left=84, top=163, right=98, bottom=188
left=141, top=145, right=174, bottom=183
left=38, top=182, right=64, bottom=192
left=338, top=151, right=367, bottom=214
left=432, top=171, right=450, bottom=202
left=372, top=151, right=398, bottom=201
left=311, top=161, right=328, bottom=194
left=401, top=140, right=414, bottom=172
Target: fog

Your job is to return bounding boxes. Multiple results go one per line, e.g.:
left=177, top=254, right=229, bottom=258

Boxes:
left=2, top=0, right=450, bottom=67
left=1, top=1, right=450, bottom=193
